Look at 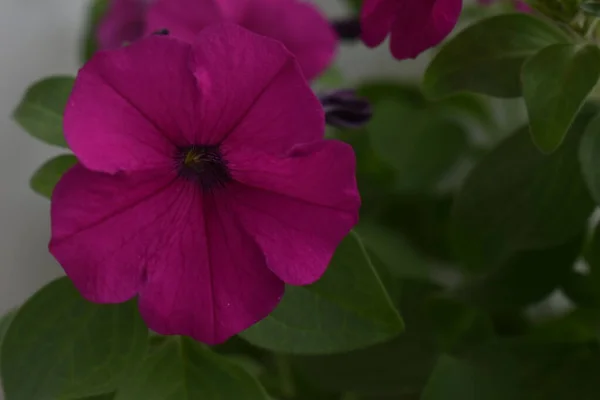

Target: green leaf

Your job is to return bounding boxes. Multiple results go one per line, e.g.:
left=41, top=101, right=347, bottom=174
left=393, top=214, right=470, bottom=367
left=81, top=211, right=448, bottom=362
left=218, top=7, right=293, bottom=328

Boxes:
left=368, top=100, right=468, bottom=192
left=579, top=113, right=600, bottom=203
left=424, top=339, right=600, bottom=400
left=454, top=235, right=583, bottom=310
left=426, top=297, right=494, bottom=354
left=432, top=93, right=495, bottom=129
left=581, top=1, right=600, bottom=16
left=12, top=76, right=74, bottom=147
left=336, top=82, right=428, bottom=209
left=529, top=0, right=581, bottom=22
left=241, top=232, right=404, bottom=354
left=422, top=354, right=516, bottom=400
left=423, top=14, right=571, bottom=98
left=115, top=337, right=269, bottom=400
left=224, top=355, right=265, bottom=378
left=291, top=281, right=440, bottom=397
left=377, top=194, right=456, bottom=263
left=510, top=339, right=600, bottom=398
left=452, top=116, right=594, bottom=271
left=527, top=309, right=600, bottom=342
left=523, top=43, right=600, bottom=153
left=357, top=80, right=426, bottom=108
left=30, top=154, right=77, bottom=198
left=81, top=0, right=110, bottom=62
left=0, top=309, right=16, bottom=361
left=1, top=277, right=148, bottom=400
left=355, top=219, right=429, bottom=280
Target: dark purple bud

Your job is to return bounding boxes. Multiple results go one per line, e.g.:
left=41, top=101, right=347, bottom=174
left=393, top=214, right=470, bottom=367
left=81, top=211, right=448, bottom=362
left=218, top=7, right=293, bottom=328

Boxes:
left=152, top=29, right=170, bottom=36
left=319, top=89, right=372, bottom=129
left=331, top=17, right=361, bottom=41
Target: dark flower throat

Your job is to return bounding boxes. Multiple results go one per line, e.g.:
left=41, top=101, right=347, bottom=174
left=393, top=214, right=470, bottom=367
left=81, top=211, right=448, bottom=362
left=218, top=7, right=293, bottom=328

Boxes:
left=175, top=145, right=231, bottom=191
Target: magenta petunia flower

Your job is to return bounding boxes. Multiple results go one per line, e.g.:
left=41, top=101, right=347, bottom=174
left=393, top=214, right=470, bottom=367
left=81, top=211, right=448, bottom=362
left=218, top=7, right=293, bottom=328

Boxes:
left=478, top=0, right=531, bottom=12
left=97, top=0, right=154, bottom=50
left=360, top=0, right=462, bottom=60
left=50, top=24, right=360, bottom=344
left=144, top=0, right=337, bottom=80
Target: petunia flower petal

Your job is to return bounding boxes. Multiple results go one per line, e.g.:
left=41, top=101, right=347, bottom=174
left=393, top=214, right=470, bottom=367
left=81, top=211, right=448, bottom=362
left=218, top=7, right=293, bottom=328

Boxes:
left=65, top=36, right=200, bottom=173
left=50, top=164, right=284, bottom=344
left=219, top=58, right=324, bottom=155
left=389, top=0, right=462, bottom=60
left=186, top=23, right=309, bottom=146
left=242, top=0, right=337, bottom=80
left=226, top=141, right=360, bottom=285
left=49, top=163, right=180, bottom=303
left=138, top=190, right=284, bottom=344
left=360, top=0, right=399, bottom=48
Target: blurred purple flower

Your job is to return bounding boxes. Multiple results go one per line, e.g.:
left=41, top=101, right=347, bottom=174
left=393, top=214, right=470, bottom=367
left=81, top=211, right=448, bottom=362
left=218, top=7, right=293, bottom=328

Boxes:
left=360, top=0, right=462, bottom=60
left=97, top=0, right=153, bottom=50
left=144, top=0, right=338, bottom=80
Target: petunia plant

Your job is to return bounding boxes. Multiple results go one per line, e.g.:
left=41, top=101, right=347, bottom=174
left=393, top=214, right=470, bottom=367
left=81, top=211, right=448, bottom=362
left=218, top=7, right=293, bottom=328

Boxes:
left=5, top=0, right=600, bottom=399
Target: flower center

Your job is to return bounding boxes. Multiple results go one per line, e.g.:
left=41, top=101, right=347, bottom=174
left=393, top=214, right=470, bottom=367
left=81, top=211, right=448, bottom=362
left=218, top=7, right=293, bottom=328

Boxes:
left=175, top=145, right=231, bottom=191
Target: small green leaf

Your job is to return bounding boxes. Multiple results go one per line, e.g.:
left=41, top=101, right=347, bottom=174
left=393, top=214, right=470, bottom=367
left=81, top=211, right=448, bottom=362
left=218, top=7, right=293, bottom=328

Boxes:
left=30, top=154, right=77, bottom=198
left=423, top=14, right=571, bottom=98
left=579, top=113, right=600, bottom=203
left=82, top=0, right=110, bottom=62
left=523, top=43, right=600, bottom=153
left=368, top=100, right=468, bottom=192
left=1, top=277, right=148, bottom=400
left=13, top=76, right=74, bottom=147
left=115, top=337, right=269, bottom=400
left=452, top=115, right=595, bottom=271
left=241, top=232, right=404, bottom=354
left=581, top=1, right=600, bottom=16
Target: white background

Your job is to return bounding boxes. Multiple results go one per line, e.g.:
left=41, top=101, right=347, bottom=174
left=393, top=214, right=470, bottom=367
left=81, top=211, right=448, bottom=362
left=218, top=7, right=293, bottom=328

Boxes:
left=0, top=0, right=426, bottom=318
